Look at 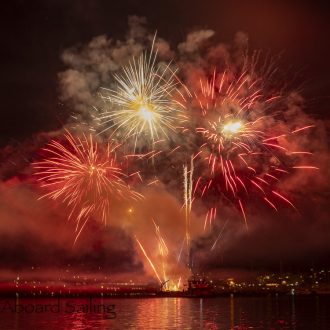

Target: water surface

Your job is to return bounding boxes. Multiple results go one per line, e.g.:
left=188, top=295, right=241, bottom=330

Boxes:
left=0, top=295, right=329, bottom=329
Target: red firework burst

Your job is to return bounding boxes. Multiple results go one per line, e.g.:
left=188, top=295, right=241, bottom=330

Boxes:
left=190, top=67, right=317, bottom=227
left=33, top=132, right=142, bottom=241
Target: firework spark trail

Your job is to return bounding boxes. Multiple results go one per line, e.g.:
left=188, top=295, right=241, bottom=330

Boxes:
left=183, top=156, right=194, bottom=266
left=153, top=219, right=169, bottom=257
left=98, top=38, right=186, bottom=149
left=147, top=179, right=159, bottom=186
left=203, top=207, right=217, bottom=231
left=203, top=211, right=209, bottom=231
left=33, top=132, right=142, bottom=241
left=135, top=236, right=162, bottom=284
left=211, top=219, right=229, bottom=251
left=153, top=219, right=169, bottom=288
left=177, top=238, right=185, bottom=264
left=137, top=221, right=185, bottom=290
left=272, top=191, right=297, bottom=210
left=291, top=125, right=315, bottom=134
left=177, top=277, right=182, bottom=290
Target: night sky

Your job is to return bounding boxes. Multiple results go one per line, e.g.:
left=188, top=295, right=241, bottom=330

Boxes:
left=0, top=0, right=329, bottom=280
left=2, top=0, right=330, bottom=144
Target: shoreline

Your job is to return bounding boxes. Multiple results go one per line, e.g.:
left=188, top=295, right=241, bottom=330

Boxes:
left=0, top=291, right=329, bottom=298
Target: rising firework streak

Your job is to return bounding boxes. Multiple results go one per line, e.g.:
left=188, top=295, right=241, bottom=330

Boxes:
left=183, top=156, right=194, bottom=267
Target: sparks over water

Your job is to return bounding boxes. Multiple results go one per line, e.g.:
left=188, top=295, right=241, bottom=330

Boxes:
left=32, top=37, right=319, bottom=285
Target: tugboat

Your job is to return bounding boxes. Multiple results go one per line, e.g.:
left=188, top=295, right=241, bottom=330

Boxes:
left=156, top=276, right=215, bottom=297
left=186, top=276, right=215, bottom=297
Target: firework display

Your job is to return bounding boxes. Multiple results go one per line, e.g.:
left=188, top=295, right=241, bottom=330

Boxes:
left=33, top=39, right=318, bottom=285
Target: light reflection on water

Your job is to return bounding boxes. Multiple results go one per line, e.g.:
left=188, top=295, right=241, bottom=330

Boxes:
left=0, top=295, right=329, bottom=329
